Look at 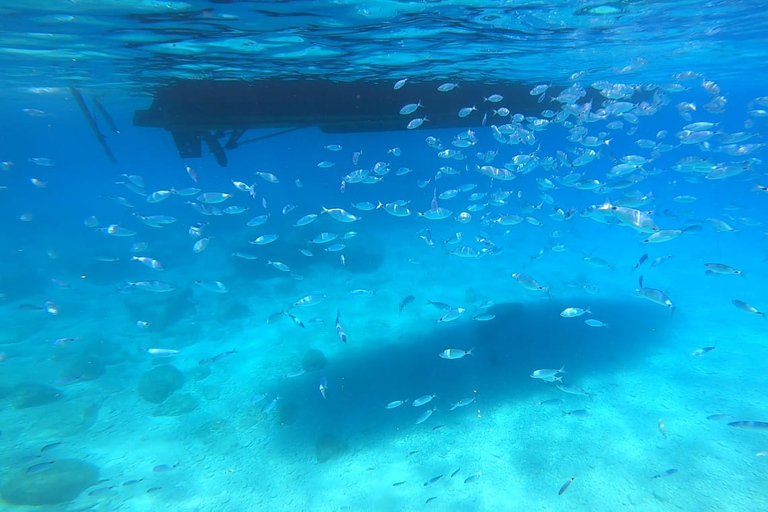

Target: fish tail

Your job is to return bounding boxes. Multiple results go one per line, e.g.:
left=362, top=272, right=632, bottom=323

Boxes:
left=467, top=347, right=475, bottom=356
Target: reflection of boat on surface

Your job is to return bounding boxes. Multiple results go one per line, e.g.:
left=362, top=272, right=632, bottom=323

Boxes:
left=132, top=79, right=545, bottom=167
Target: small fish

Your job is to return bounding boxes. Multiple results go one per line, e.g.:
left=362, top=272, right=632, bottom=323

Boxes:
left=464, top=472, right=482, bottom=484
left=412, top=394, right=437, bottom=407
left=284, top=312, right=305, bottom=328
left=251, top=393, right=268, bottom=403
left=706, top=414, right=732, bottom=421
left=584, top=319, right=609, bottom=328
left=195, top=280, right=228, bottom=293
left=562, top=409, right=592, bottom=418
left=636, top=276, right=674, bottom=310
left=27, top=461, right=55, bottom=473
left=40, top=442, right=62, bottom=452
left=145, top=348, right=179, bottom=357
left=88, top=486, right=116, bottom=496
left=423, top=474, right=443, bottom=487
left=633, top=253, right=648, bottom=271
left=293, top=294, right=326, bottom=307
left=319, top=377, right=328, bottom=400
left=393, top=481, right=406, bottom=487
left=256, top=172, right=279, bottom=184
left=432, top=424, right=445, bottom=431
left=385, top=399, right=408, bottom=409
left=349, top=289, right=375, bottom=296
left=538, top=398, right=565, bottom=406
left=556, top=382, right=593, bottom=399
left=652, top=469, right=678, bottom=479
left=692, top=346, right=716, bottom=357
left=146, top=487, right=162, bottom=493
left=731, top=299, right=766, bottom=319
left=153, top=463, right=179, bottom=472
left=232, top=251, right=258, bottom=260
left=439, top=347, right=474, bottom=359
left=451, top=468, right=461, bottom=478
left=728, top=420, right=768, bottom=429
left=704, top=263, right=743, bottom=276
left=531, top=366, right=566, bottom=382
left=425, top=497, right=437, bottom=504
left=251, top=234, right=279, bottom=245
left=283, top=368, right=306, bottom=378
left=261, top=395, right=280, bottom=414
left=335, top=309, right=347, bottom=343
left=415, top=407, right=437, bottom=424
left=560, top=307, right=591, bottom=318
left=198, top=348, right=237, bottom=365
left=512, top=272, right=549, bottom=294
left=559, top=477, right=575, bottom=495
left=267, top=260, right=290, bottom=272
left=658, top=418, right=667, bottom=438
left=449, top=397, right=476, bottom=411
left=438, top=307, right=465, bottom=323
left=399, top=295, right=415, bottom=313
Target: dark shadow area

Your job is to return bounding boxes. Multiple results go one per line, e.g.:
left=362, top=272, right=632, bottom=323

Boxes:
left=262, top=297, right=673, bottom=460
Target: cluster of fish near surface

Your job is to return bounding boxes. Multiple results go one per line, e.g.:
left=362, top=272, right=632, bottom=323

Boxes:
left=6, top=71, right=768, bottom=501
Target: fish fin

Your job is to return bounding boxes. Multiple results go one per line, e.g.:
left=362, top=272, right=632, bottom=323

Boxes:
left=467, top=347, right=475, bottom=356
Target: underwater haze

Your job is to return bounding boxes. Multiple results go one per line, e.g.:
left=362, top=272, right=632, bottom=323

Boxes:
left=1, top=1, right=768, bottom=511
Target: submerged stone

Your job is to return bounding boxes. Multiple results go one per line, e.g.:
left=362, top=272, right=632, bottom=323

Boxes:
left=137, top=365, right=184, bottom=404
left=63, top=356, right=105, bottom=382
left=10, top=382, right=62, bottom=409
left=151, top=393, right=198, bottom=416
left=186, top=364, right=211, bottom=381
left=301, top=349, right=327, bottom=372
left=315, top=433, right=348, bottom=464
left=0, top=459, right=99, bottom=506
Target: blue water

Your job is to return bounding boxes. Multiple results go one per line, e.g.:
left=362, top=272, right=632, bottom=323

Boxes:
left=1, top=1, right=768, bottom=511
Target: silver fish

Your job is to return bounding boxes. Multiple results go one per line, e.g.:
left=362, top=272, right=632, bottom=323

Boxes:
left=636, top=276, right=674, bottom=309
left=335, top=309, right=347, bottom=343
left=412, top=394, right=437, bottom=407
left=415, top=406, right=437, bottom=424
left=556, top=382, right=593, bottom=399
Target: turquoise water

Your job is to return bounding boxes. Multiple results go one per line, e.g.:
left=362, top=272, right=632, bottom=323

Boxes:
left=1, top=1, right=768, bottom=511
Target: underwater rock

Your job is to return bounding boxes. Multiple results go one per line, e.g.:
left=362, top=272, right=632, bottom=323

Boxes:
left=18, top=400, right=100, bottom=438
left=10, top=382, right=62, bottom=409
left=63, top=355, right=105, bottom=382
left=315, top=433, right=348, bottom=464
left=0, top=459, right=99, bottom=506
left=186, top=364, right=211, bottom=381
left=151, top=392, right=198, bottom=416
left=301, top=349, right=327, bottom=372
left=137, top=365, right=184, bottom=404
